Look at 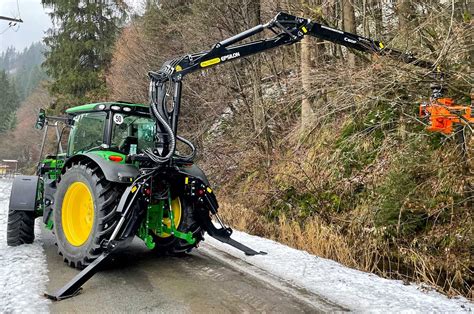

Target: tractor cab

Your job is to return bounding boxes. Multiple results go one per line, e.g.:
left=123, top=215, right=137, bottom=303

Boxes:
left=65, top=102, right=156, bottom=158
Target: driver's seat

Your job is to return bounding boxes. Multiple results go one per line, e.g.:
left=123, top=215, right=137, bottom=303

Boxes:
left=119, top=136, right=138, bottom=154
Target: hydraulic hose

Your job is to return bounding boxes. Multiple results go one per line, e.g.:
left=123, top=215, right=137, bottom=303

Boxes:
left=147, top=79, right=176, bottom=163
left=146, top=72, right=197, bottom=164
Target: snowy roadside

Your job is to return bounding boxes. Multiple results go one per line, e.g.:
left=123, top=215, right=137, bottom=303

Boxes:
left=0, top=179, right=49, bottom=313
left=0, top=174, right=471, bottom=313
left=204, top=229, right=473, bottom=312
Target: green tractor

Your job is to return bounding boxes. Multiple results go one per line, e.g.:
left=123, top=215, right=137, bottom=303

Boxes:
left=9, top=102, right=209, bottom=260
left=8, top=100, right=264, bottom=299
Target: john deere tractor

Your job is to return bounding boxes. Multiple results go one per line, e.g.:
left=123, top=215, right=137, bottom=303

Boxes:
left=8, top=98, right=263, bottom=299
left=7, top=12, right=465, bottom=300
left=9, top=102, right=209, bottom=260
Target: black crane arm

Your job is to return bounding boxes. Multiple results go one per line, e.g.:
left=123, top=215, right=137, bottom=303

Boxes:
left=150, top=12, right=433, bottom=82
left=146, top=11, right=435, bottom=165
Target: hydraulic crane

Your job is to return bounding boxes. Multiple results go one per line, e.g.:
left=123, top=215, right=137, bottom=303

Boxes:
left=420, top=83, right=473, bottom=134
left=45, top=11, right=472, bottom=300
left=148, top=12, right=471, bottom=146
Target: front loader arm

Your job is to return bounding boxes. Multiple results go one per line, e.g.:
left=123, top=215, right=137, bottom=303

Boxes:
left=152, top=12, right=433, bottom=83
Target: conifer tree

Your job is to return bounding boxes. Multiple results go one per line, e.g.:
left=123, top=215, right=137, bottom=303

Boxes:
left=0, top=71, right=20, bottom=133
left=41, top=0, right=125, bottom=108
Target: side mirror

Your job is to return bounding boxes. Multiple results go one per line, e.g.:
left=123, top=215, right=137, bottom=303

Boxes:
left=35, top=108, right=46, bottom=130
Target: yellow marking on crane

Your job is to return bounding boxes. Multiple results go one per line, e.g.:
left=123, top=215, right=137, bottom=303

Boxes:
left=200, top=58, right=221, bottom=68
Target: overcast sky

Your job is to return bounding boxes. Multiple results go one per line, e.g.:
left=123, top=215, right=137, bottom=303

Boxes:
left=0, top=0, right=143, bottom=54
left=0, top=0, right=52, bottom=53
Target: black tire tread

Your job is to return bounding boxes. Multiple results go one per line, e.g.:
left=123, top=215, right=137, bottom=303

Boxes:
left=7, top=210, right=35, bottom=246
left=55, top=162, right=122, bottom=269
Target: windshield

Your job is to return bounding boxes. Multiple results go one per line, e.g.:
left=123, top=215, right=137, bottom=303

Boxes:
left=68, top=112, right=106, bottom=155
left=110, top=113, right=155, bottom=155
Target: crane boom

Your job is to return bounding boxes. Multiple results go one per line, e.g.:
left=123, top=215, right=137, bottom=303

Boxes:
left=150, top=12, right=433, bottom=82
left=147, top=11, right=469, bottom=162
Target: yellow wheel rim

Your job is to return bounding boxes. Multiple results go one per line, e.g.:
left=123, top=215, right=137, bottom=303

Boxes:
left=61, top=182, right=94, bottom=246
left=160, top=198, right=182, bottom=238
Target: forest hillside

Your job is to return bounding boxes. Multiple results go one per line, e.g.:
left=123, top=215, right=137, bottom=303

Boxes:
left=0, top=42, right=49, bottom=165
left=103, top=1, right=473, bottom=298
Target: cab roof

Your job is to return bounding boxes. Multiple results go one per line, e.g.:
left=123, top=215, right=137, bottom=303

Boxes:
left=65, top=101, right=149, bottom=115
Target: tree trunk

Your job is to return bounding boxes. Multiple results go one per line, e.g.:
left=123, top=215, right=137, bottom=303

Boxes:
left=248, top=1, right=273, bottom=158
left=397, top=0, right=411, bottom=32
left=372, top=0, right=383, bottom=38
left=300, top=34, right=314, bottom=131
left=300, top=0, right=328, bottom=134
left=300, top=0, right=317, bottom=133
left=395, top=0, right=413, bottom=139
left=362, top=0, right=369, bottom=37
left=343, top=0, right=357, bottom=66
left=466, top=89, right=474, bottom=208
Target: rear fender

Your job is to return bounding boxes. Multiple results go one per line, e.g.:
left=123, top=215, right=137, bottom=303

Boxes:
left=9, top=175, right=40, bottom=213
left=177, top=164, right=218, bottom=214
left=62, top=153, right=139, bottom=184
left=178, top=164, right=210, bottom=186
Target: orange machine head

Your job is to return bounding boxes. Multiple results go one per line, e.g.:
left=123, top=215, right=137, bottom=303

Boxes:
left=420, top=98, right=473, bottom=135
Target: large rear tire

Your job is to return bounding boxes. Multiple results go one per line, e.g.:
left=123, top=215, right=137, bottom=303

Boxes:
left=7, top=210, right=35, bottom=246
left=152, top=197, right=203, bottom=255
left=53, top=163, right=121, bottom=269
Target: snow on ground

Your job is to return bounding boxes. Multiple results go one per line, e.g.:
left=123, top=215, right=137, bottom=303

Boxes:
left=0, top=179, right=49, bottom=313
left=0, top=175, right=471, bottom=312
left=205, top=229, right=473, bottom=312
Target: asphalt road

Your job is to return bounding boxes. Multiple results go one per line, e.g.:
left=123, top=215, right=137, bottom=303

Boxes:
left=43, top=228, right=345, bottom=313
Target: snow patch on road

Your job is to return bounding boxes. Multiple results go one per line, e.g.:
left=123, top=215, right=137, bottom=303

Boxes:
left=204, top=229, right=473, bottom=312
left=0, top=179, right=49, bottom=313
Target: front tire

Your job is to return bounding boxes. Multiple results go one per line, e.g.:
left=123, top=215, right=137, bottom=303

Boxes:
left=54, top=163, right=121, bottom=269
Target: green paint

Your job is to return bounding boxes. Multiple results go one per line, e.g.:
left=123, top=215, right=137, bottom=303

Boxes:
left=41, top=155, right=66, bottom=180
left=143, top=235, right=155, bottom=249
left=148, top=203, right=164, bottom=233
left=35, top=178, right=44, bottom=217
left=138, top=224, right=156, bottom=249
left=45, top=218, right=54, bottom=230
left=138, top=203, right=160, bottom=249
left=159, top=193, right=196, bottom=245
left=161, top=225, right=196, bottom=245
left=138, top=196, right=196, bottom=249
left=89, top=150, right=127, bottom=164
left=66, top=102, right=148, bottom=114
left=66, top=103, right=97, bottom=114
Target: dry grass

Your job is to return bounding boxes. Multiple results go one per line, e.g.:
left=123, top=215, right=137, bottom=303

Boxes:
left=219, top=192, right=472, bottom=299
left=219, top=200, right=358, bottom=268
left=211, top=118, right=473, bottom=299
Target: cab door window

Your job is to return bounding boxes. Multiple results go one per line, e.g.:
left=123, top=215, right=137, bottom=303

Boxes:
left=68, top=112, right=106, bottom=155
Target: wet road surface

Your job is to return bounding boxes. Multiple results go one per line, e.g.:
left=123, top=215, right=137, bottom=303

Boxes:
left=42, top=228, right=345, bottom=313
